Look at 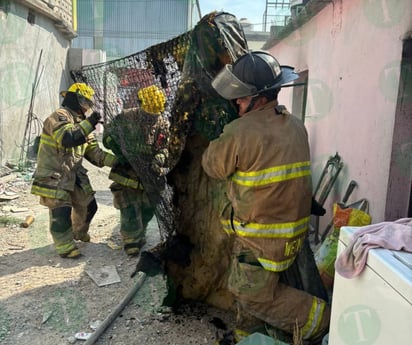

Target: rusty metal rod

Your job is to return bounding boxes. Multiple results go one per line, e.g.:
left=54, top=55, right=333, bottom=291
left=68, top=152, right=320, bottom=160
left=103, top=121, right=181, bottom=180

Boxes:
left=84, top=271, right=146, bottom=345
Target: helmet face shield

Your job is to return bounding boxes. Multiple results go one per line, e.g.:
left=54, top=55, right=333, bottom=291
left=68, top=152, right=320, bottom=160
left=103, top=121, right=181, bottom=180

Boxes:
left=211, top=65, right=258, bottom=100
left=277, top=66, right=299, bottom=87
left=77, top=95, right=94, bottom=111
left=212, top=51, right=300, bottom=100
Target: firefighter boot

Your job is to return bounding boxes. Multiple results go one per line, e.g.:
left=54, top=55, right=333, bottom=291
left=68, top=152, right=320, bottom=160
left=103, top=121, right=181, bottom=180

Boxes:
left=124, top=238, right=146, bottom=256
left=50, top=207, right=81, bottom=259
left=73, top=231, right=91, bottom=242
left=119, top=205, right=146, bottom=256
left=59, top=247, right=81, bottom=258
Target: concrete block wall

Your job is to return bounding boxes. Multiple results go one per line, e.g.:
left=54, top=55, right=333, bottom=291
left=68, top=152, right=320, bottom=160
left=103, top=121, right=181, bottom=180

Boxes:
left=0, top=1, right=72, bottom=165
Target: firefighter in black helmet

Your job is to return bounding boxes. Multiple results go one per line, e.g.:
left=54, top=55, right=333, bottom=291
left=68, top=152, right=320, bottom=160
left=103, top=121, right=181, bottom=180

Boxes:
left=31, top=83, right=116, bottom=258
left=202, top=51, right=330, bottom=344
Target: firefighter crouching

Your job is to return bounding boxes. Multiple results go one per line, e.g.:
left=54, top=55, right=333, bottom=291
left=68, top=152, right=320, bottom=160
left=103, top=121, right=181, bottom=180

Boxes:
left=31, top=83, right=116, bottom=258
left=202, top=51, right=330, bottom=344
left=103, top=85, right=169, bottom=256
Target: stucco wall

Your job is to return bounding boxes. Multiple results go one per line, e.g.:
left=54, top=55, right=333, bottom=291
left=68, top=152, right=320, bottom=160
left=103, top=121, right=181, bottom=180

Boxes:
left=269, top=0, right=412, bottom=224
left=0, top=1, right=70, bottom=166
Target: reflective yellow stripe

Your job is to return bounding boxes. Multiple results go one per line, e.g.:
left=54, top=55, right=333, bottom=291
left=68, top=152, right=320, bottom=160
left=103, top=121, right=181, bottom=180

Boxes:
left=39, top=133, right=63, bottom=149
left=220, top=218, right=234, bottom=234
left=53, top=120, right=93, bottom=145
left=231, top=216, right=309, bottom=238
left=55, top=242, right=77, bottom=255
left=104, top=154, right=116, bottom=167
left=88, top=139, right=98, bottom=149
left=301, top=297, right=327, bottom=339
left=75, top=144, right=87, bottom=156
left=79, top=118, right=94, bottom=134
left=232, top=161, right=311, bottom=187
left=257, top=256, right=295, bottom=272
left=31, top=184, right=69, bottom=200
left=221, top=218, right=307, bottom=272
left=53, top=123, right=72, bottom=144
left=40, top=135, right=85, bottom=156
left=234, top=329, right=250, bottom=343
left=110, top=172, right=141, bottom=189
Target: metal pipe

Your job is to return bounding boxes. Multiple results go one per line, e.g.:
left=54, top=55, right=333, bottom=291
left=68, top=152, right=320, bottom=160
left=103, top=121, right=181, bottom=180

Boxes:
left=83, top=271, right=146, bottom=345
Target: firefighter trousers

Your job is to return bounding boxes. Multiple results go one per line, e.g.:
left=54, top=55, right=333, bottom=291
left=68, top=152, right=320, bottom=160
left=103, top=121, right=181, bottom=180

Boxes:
left=110, top=183, right=154, bottom=247
left=228, top=238, right=330, bottom=341
left=40, top=185, right=97, bottom=255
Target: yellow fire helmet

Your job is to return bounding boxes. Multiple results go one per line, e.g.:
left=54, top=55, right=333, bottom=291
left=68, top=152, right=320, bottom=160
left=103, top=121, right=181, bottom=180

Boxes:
left=137, top=85, right=166, bottom=114
left=60, top=83, right=95, bottom=106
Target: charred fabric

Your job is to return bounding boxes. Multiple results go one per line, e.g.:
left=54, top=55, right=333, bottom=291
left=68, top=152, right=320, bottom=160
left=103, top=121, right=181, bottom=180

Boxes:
left=71, top=12, right=327, bottom=314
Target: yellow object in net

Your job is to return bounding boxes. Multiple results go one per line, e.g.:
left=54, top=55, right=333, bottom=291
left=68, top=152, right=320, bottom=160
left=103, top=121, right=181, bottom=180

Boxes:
left=137, top=85, right=166, bottom=114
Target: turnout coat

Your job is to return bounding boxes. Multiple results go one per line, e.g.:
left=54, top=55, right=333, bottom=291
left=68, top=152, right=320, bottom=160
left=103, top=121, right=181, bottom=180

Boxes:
left=31, top=107, right=115, bottom=201
left=202, top=101, right=312, bottom=272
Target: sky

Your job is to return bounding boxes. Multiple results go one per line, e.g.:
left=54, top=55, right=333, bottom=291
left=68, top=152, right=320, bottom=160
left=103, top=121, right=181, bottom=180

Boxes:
left=198, top=0, right=267, bottom=31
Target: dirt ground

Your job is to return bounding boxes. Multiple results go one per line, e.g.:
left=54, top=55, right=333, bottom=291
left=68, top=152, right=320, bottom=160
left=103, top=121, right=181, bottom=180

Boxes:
left=0, top=161, right=236, bottom=345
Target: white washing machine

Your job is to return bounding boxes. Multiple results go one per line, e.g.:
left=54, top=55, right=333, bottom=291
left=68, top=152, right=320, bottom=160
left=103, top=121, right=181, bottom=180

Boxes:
left=328, top=226, right=412, bottom=345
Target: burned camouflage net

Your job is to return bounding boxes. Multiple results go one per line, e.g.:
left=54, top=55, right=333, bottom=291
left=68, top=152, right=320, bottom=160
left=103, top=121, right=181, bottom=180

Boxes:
left=70, top=12, right=248, bottom=244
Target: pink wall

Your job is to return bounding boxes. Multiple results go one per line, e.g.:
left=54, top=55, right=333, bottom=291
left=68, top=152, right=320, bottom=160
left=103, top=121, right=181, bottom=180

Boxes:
left=268, top=0, right=412, bottom=227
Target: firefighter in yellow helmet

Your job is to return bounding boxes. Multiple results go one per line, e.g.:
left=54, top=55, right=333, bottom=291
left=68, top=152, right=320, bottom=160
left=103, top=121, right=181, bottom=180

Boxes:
left=103, top=85, right=169, bottom=256
left=31, top=82, right=116, bottom=258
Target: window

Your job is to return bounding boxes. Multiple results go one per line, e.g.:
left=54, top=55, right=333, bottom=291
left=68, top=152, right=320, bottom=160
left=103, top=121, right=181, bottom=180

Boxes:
left=385, top=39, right=412, bottom=219
left=292, top=69, right=308, bottom=122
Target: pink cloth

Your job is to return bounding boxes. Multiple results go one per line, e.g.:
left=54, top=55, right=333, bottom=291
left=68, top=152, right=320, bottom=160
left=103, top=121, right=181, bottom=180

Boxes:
left=335, top=218, right=412, bottom=278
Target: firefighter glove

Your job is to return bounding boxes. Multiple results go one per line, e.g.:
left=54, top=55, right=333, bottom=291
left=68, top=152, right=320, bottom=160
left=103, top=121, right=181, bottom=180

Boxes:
left=88, top=111, right=102, bottom=127
left=151, top=154, right=168, bottom=176
left=154, top=152, right=166, bottom=166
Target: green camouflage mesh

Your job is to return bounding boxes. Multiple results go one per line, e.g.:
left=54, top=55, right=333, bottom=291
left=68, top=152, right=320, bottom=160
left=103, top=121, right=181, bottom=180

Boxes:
left=70, top=12, right=249, bottom=242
